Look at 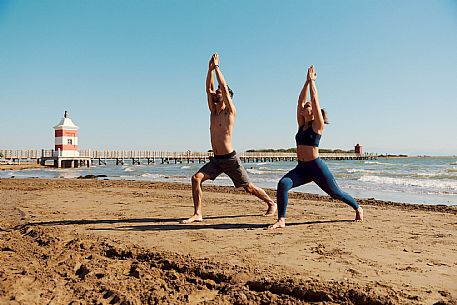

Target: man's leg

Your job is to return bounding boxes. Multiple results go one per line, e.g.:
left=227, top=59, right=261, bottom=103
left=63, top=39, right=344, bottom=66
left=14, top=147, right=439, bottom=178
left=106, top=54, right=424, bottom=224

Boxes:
left=180, top=172, right=211, bottom=224
left=220, top=154, right=276, bottom=216
left=242, top=183, right=277, bottom=216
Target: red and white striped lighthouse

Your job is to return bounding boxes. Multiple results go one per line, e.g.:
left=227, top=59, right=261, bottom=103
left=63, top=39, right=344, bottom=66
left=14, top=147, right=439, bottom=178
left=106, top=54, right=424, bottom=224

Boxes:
left=53, top=111, right=79, bottom=157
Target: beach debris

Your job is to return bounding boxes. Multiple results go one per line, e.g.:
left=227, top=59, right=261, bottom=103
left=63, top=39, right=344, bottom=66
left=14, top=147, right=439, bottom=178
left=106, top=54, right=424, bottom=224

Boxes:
left=77, top=174, right=108, bottom=179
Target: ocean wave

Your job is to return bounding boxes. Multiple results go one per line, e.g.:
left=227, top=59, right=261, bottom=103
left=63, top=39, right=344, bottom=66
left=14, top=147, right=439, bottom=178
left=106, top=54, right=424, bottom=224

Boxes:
left=246, top=168, right=266, bottom=175
left=216, top=175, right=231, bottom=181
left=139, top=173, right=164, bottom=178
left=123, top=167, right=134, bottom=172
left=258, top=166, right=273, bottom=170
left=411, top=171, right=457, bottom=179
left=258, top=167, right=290, bottom=173
left=363, top=161, right=395, bottom=166
left=346, top=168, right=377, bottom=174
left=414, top=172, right=439, bottom=177
left=382, top=171, right=457, bottom=180
left=359, top=175, right=457, bottom=191
left=334, top=173, right=356, bottom=179
left=350, top=168, right=456, bottom=180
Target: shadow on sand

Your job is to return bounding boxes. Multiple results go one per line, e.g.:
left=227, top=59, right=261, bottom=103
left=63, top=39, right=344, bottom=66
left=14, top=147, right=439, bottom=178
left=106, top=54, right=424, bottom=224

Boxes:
left=23, top=215, right=353, bottom=231
left=90, top=219, right=353, bottom=232
left=24, top=214, right=260, bottom=227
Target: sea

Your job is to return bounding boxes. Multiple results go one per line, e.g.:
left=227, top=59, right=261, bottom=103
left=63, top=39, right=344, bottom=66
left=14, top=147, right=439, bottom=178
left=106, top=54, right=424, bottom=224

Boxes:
left=2, top=157, right=457, bottom=206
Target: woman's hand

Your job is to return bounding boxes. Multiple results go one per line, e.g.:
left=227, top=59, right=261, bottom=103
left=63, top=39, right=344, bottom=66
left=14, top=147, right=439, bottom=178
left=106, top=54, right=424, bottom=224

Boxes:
left=209, top=56, right=215, bottom=70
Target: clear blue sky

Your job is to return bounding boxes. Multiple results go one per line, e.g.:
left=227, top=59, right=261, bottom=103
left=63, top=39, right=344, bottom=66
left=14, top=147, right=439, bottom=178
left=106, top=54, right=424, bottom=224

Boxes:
left=1, top=0, right=456, bottom=156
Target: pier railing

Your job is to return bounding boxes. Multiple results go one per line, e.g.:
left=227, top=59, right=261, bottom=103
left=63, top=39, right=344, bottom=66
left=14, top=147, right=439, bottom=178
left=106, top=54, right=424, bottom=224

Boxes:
left=1, top=149, right=377, bottom=164
left=0, top=150, right=47, bottom=160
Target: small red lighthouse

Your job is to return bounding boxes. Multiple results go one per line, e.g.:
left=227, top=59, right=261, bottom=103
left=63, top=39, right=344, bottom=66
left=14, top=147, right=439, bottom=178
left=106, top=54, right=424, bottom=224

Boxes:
left=354, top=144, right=362, bottom=156
left=38, top=111, right=91, bottom=168
left=53, top=111, right=79, bottom=157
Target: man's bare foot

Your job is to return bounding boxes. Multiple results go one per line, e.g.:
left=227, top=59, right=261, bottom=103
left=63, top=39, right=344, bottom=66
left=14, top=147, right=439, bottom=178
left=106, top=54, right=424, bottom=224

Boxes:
left=268, top=218, right=286, bottom=230
left=355, top=207, right=363, bottom=222
left=180, top=214, right=203, bottom=224
left=264, top=202, right=277, bottom=216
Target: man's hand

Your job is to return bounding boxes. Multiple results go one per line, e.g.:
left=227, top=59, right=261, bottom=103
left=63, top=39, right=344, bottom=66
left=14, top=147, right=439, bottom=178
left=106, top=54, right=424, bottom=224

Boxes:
left=213, top=53, right=220, bottom=67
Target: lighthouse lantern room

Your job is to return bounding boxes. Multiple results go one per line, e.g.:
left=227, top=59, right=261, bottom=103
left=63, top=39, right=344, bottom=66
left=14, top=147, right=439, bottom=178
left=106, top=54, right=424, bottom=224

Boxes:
left=53, top=111, right=79, bottom=157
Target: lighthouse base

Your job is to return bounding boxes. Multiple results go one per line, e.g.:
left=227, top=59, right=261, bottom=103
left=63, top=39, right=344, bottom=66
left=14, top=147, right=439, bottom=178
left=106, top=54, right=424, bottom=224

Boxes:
left=39, top=156, right=92, bottom=168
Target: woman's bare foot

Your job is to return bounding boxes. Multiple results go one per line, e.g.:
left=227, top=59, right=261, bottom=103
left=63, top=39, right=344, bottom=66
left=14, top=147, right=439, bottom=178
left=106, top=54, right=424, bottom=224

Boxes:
left=264, top=202, right=277, bottom=216
left=268, top=218, right=286, bottom=230
left=355, top=207, right=363, bottom=222
left=180, top=214, right=203, bottom=224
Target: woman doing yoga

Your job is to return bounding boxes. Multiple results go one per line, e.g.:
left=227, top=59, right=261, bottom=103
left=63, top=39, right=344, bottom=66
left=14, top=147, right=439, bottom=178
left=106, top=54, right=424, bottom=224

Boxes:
left=269, top=65, right=363, bottom=229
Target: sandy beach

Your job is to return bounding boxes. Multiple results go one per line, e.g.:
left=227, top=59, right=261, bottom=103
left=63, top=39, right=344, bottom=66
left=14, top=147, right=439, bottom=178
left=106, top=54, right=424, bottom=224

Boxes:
left=0, top=178, right=456, bottom=304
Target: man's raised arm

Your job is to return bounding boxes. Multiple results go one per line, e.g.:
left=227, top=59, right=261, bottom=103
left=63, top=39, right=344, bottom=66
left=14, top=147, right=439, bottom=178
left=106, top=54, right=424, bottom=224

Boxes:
left=213, top=53, right=236, bottom=114
left=206, top=56, right=216, bottom=113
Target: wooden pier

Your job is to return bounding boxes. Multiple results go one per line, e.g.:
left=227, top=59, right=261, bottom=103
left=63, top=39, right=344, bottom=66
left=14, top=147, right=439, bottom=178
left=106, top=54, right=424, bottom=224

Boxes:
left=1, top=149, right=377, bottom=167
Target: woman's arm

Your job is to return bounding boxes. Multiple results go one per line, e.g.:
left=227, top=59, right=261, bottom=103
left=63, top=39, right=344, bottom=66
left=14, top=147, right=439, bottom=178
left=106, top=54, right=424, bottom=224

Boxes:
left=308, top=66, right=325, bottom=131
left=297, top=77, right=309, bottom=127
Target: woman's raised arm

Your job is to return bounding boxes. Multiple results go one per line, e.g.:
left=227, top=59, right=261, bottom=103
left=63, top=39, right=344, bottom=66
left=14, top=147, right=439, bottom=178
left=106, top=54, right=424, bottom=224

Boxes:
left=308, top=66, right=325, bottom=131
left=297, top=74, right=310, bottom=127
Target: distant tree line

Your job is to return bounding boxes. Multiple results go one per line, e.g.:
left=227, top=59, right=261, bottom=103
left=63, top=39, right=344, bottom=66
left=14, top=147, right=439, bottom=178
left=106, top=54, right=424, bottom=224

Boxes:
left=377, top=154, right=408, bottom=158
left=246, top=148, right=297, bottom=153
left=246, top=148, right=355, bottom=153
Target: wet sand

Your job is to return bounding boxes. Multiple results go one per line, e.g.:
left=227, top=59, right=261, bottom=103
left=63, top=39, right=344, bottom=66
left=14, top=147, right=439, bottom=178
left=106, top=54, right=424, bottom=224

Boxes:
left=0, top=163, right=45, bottom=171
left=0, top=178, right=456, bottom=304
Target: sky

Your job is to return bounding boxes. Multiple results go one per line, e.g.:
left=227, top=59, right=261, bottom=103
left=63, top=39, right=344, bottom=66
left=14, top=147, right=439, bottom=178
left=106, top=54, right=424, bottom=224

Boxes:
left=1, top=0, right=456, bottom=156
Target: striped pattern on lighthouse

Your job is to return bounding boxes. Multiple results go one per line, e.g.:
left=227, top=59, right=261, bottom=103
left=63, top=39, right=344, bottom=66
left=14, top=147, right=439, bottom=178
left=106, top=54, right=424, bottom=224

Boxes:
left=53, top=111, right=80, bottom=157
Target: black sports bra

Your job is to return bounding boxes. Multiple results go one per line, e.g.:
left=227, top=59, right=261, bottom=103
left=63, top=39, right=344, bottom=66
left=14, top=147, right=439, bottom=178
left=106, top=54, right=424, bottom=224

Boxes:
left=295, top=125, right=321, bottom=147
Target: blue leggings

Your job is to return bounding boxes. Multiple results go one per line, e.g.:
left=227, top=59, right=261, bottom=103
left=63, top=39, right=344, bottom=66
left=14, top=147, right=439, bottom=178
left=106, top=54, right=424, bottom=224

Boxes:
left=277, top=158, right=359, bottom=218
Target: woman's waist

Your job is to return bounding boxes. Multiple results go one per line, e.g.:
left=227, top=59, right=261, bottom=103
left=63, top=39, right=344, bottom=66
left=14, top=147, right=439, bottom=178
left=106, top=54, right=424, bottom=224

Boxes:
left=296, top=145, right=319, bottom=162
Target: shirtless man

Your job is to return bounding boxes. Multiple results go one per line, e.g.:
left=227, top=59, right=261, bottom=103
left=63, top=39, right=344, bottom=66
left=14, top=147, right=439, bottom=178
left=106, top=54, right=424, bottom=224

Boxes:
left=181, top=53, right=276, bottom=224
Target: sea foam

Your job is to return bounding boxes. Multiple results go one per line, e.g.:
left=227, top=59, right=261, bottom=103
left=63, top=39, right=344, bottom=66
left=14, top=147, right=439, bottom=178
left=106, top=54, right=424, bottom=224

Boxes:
left=359, top=175, right=457, bottom=192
